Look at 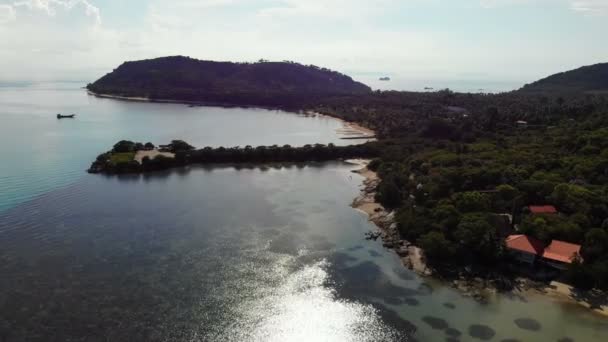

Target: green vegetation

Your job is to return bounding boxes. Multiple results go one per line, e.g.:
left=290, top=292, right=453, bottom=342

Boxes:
left=88, top=59, right=608, bottom=290
left=89, top=142, right=377, bottom=174
left=521, top=62, right=608, bottom=93
left=87, top=56, right=371, bottom=108
left=109, top=152, right=135, bottom=164
left=353, top=93, right=608, bottom=289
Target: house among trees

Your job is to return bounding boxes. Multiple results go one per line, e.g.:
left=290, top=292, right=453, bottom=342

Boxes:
left=516, top=120, right=528, bottom=128
left=505, top=234, right=545, bottom=264
left=505, top=234, right=582, bottom=270
left=542, top=240, right=582, bottom=270
left=528, top=205, right=558, bottom=215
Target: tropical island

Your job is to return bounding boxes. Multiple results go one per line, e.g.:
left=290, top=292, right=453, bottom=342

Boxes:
left=88, top=57, right=608, bottom=312
left=87, top=56, right=370, bottom=108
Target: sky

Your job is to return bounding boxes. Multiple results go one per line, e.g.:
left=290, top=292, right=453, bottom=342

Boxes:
left=0, top=0, right=606, bottom=90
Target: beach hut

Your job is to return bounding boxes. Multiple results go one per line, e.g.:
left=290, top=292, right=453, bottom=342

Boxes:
left=528, top=205, right=558, bottom=215
left=542, top=240, right=582, bottom=270
left=505, top=235, right=545, bottom=265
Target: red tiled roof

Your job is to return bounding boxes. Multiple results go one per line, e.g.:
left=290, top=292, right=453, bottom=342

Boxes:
left=542, top=240, right=581, bottom=264
left=529, top=205, right=558, bottom=214
left=505, top=235, right=545, bottom=255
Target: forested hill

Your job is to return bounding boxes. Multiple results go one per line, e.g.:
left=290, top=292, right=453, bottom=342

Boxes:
left=86, top=56, right=371, bottom=107
left=520, top=62, right=608, bottom=93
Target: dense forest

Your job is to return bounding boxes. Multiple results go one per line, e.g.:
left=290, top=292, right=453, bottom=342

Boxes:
left=87, top=56, right=371, bottom=107
left=340, top=91, right=608, bottom=290
left=89, top=59, right=608, bottom=290
left=521, top=62, right=608, bottom=94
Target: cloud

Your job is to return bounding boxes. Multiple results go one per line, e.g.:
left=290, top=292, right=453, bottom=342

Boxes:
left=0, top=0, right=606, bottom=84
left=480, top=0, right=608, bottom=15
left=257, top=0, right=396, bottom=18
left=0, top=4, right=16, bottom=23
left=570, top=0, right=608, bottom=15
left=479, top=0, right=533, bottom=8
left=5, top=0, right=101, bottom=25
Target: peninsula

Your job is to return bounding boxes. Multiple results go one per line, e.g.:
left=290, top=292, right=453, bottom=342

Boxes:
left=88, top=58, right=608, bottom=312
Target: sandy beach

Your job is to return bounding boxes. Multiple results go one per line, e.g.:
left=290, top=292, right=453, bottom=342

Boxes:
left=88, top=91, right=151, bottom=102
left=526, top=280, right=608, bottom=317
left=336, top=121, right=376, bottom=138
left=134, top=150, right=175, bottom=163
left=303, top=111, right=376, bottom=140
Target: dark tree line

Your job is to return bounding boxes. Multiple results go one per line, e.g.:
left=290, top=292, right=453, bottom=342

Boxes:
left=89, top=141, right=378, bottom=174
left=176, top=143, right=377, bottom=164
left=353, top=92, right=608, bottom=289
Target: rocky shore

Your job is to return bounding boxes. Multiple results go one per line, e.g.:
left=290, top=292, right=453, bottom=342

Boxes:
left=349, top=160, right=428, bottom=275
left=348, top=160, right=608, bottom=315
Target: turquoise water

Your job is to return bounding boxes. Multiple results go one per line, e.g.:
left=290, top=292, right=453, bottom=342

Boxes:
left=0, top=84, right=607, bottom=341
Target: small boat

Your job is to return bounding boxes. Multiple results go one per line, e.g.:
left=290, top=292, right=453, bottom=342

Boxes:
left=57, top=114, right=76, bottom=119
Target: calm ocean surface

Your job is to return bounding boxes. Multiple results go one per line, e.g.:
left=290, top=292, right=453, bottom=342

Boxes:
left=0, top=83, right=607, bottom=341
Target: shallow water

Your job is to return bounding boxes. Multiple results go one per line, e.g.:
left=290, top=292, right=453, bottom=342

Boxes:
left=0, top=84, right=607, bottom=341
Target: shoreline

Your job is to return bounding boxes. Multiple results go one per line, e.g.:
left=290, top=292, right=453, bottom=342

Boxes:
left=87, top=90, right=286, bottom=110
left=347, top=159, right=608, bottom=318
left=88, top=91, right=376, bottom=141
left=89, top=89, right=607, bottom=317
left=306, top=111, right=376, bottom=140
left=347, top=159, right=428, bottom=275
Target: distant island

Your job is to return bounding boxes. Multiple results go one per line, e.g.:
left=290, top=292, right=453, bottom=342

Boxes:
left=379, top=77, right=391, bottom=81
left=87, top=59, right=608, bottom=311
left=87, top=56, right=371, bottom=108
left=521, top=62, right=608, bottom=93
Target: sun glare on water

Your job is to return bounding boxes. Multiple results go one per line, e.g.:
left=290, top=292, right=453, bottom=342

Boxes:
left=226, top=259, right=404, bottom=342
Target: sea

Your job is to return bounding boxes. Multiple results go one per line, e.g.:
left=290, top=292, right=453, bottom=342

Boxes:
left=0, top=82, right=606, bottom=341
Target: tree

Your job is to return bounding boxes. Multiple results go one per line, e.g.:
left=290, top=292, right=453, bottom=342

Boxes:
left=113, top=140, right=135, bottom=153
left=422, top=118, right=459, bottom=140
left=376, top=178, right=402, bottom=208
left=431, top=204, right=461, bottom=231
left=591, top=260, right=608, bottom=290
left=565, top=257, right=594, bottom=290
left=168, top=140, right=195, bottom=152
left=454, top=213, right=501, bottom=262
left=419, top=231, right=456, bottom=262
left=453, top=192, right=490, bottom=213
left=551, top=183, right=593, bottom=214
left=484, top=106, right=499, bottom=131
left=519, top=216, right=550, bottom=242
left=582, top=228, right=608, bottom=263
left=495, top=184, right=519, bottom=211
